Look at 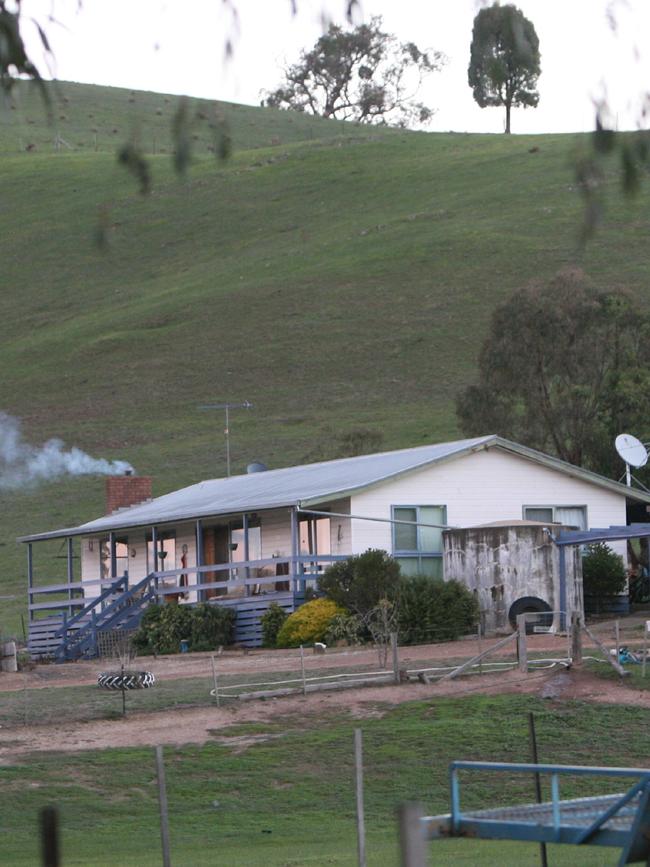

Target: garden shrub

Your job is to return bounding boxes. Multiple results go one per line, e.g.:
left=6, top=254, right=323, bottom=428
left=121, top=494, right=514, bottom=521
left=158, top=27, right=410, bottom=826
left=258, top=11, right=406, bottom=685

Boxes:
left=276, top=598, right=344, bottom=648
left=260, top=602, right=288, bottom=648
left=189, top=604, right=236, bottom=651
left=318, top=549, right=401, bottom=616
left=397, top=576, right=478, bottom=644
left=582, top=542, right=627, bottom=610
left=324, top=611, right=364, bottom=646
left=132, top=603, right=235, bottom=654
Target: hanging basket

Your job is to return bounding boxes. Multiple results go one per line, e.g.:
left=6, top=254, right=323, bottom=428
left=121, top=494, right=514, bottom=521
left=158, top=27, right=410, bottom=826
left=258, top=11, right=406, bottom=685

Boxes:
left=97, top=670, right=156, bottom=690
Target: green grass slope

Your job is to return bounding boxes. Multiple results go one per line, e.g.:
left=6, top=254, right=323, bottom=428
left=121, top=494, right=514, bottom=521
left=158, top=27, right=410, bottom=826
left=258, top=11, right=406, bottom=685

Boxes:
left=0, top=79, right=372, bottom=154
left=1, top=695, right=645, bottom=865
left=1, top=81, right=650, bottom=635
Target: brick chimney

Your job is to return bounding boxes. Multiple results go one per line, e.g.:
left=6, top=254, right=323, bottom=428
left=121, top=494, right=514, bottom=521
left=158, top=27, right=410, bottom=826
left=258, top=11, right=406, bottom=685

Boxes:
left=106, top=473, right=152, bottom=515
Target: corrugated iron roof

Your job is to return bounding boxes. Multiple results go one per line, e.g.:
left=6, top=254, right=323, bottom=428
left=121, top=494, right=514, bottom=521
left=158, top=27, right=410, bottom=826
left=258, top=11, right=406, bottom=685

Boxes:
left=18, top=434, right=650, bottom=542
left=555, top=523, right=650, bottom=545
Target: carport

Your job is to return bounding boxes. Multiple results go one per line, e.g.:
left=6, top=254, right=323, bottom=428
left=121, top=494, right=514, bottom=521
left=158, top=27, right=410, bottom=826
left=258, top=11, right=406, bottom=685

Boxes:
left=552, top=523, right=650, bottom=629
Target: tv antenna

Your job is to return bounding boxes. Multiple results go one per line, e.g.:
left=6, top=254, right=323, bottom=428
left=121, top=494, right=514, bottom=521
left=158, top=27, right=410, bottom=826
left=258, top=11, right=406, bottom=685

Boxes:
left=199, top=401, right=253, bottom=477
left=615, top=433, right=649, bottom=489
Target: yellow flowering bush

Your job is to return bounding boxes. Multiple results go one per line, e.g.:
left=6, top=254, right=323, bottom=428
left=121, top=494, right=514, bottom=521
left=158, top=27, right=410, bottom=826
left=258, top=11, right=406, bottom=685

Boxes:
left=276, top=598, right=344, bottom=648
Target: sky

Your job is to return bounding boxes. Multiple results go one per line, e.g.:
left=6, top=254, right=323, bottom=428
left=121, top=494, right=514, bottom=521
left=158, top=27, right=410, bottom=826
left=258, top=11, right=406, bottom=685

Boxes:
left=18, top=0, right=650, bottom=134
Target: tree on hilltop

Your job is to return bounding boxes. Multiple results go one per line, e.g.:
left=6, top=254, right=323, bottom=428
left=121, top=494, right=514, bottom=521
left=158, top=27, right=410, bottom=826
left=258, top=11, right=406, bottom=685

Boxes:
left=456, top=269, right=650, bottom=478
left=468, top=3, right=540, bottom=134
left=263, top=16, right=446, bottom=127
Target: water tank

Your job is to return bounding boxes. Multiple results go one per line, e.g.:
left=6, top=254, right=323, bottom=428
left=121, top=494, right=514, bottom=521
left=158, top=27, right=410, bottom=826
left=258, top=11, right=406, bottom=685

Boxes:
left=247, top=461, right=268, bottom=474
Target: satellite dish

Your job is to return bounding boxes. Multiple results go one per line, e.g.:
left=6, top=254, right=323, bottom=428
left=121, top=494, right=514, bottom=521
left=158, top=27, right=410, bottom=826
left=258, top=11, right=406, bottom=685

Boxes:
left=615, top=433, right=648, bottom=468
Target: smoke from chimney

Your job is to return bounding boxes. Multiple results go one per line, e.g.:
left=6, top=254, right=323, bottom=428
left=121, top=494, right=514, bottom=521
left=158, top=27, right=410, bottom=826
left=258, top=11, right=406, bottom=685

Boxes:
left=0, top=412, right=134, bottom=490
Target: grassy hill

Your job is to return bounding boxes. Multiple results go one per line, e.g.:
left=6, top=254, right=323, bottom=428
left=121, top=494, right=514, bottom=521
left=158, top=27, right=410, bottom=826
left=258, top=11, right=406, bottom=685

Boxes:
left=1, top=80, right=649, bottom=636
left=0, top=79, right=370, bottom=154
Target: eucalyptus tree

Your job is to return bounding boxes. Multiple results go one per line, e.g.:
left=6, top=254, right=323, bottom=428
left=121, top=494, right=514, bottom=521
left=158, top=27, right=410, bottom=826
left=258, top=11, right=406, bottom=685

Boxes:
left=264, top=16, right=445, bottom=127
left=468, top=3, right=541, bottom=134
left=456, top=269, right=650, bottom=478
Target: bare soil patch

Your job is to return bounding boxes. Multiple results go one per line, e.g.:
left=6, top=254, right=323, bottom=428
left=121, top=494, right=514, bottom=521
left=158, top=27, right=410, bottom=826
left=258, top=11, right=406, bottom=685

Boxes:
left=1, top=627, right=648, bottom=763
left=0, top=665, right=647, bottom=763
left=0, top=633, right=567, bottom=693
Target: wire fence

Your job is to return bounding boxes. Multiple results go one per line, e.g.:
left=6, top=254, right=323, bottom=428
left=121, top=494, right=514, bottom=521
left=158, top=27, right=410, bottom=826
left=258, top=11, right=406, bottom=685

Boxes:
left=2, top=614, right=649, bottom=729
left=0, top=638, right=550, bottom=728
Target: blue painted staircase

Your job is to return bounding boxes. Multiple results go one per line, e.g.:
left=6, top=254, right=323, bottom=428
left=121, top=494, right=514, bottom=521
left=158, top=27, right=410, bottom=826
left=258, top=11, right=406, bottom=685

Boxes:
left=52, top=573, right=158, bottom=662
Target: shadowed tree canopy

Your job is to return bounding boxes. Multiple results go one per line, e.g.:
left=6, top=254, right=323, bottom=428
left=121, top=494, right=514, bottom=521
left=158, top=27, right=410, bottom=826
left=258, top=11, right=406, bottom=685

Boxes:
left=263, top=16, right=445, bottom=127
left=456, top=270, right=650, bottom=479
left=468, top=3, right=540, bottom=134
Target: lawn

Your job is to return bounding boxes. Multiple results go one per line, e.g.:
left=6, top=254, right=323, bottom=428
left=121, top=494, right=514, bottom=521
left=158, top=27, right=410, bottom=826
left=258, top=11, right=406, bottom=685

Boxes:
left=1, top=694, right=648, bottom=865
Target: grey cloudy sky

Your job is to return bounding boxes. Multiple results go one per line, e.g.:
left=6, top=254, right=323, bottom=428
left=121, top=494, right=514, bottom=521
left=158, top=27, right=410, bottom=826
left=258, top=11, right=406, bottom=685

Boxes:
left=20, top=0, right=650, bottom=134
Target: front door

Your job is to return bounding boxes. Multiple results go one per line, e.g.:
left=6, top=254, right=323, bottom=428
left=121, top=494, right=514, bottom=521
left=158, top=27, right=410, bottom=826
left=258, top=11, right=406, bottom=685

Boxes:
left=203, top=526, right=230, bottom=598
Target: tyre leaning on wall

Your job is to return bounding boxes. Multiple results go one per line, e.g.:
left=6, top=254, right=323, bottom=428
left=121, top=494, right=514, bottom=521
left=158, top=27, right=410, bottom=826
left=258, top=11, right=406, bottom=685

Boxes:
left=97, top=671, right=156, bottom=690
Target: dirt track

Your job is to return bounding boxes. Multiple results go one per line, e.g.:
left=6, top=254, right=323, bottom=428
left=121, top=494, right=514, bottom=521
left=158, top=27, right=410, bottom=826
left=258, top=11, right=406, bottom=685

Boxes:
left=0, top=633, right=568, bottom=692
left=1, top=629, right=648, bottom=761
left=0, top=668, right=644, bottom=761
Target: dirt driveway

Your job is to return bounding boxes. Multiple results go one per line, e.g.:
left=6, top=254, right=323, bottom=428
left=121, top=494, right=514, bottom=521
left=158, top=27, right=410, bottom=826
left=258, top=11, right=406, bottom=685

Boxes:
left=1, top=626, right=647, bottom=761
left=0, top=667, right=644, bottom=760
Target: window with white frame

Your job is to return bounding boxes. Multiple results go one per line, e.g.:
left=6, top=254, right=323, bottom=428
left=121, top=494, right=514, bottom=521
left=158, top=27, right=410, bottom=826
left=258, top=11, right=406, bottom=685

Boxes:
left=523, top=506, right=587, bottom=530
left=392, top=505, right=446, bottom=578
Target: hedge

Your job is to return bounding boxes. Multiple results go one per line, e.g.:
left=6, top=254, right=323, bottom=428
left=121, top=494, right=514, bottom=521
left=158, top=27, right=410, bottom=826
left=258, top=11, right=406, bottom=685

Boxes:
left=132, top=603, right=235, bottom=654
left=317, top=549, right=401, bottom=616
left=397, top=576, right=478, bottom=644
left=260, top=602, right=289, bottom=648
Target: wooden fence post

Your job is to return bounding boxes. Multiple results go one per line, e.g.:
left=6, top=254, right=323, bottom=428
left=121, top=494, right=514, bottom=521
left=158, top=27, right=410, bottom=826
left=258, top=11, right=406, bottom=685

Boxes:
left=615, top=619, right=620, bottom=665
left=354, top=729, right=366, bottom=867
left=643, top=621, right=649, bottom=679
left=40, top=805, right=59, bottom=867
left=440, top=632, right=517, bottom=681
left=397, top=802, right=427, bottom=867
left=390, top=632, right=400, bottom=684
left=516, top=614, right=528, bottom=673
left=300, top=645, right=306, bottom=696
left=211, top=654, right=220, bottom=707
left=155, top=745, right=172, bottom=867
left=570, top=612, right=582, bottom=666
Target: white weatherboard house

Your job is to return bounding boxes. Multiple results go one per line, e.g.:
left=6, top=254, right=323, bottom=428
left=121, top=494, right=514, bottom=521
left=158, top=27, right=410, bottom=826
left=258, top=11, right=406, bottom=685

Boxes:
left=22, top=435, right=650, bottom=658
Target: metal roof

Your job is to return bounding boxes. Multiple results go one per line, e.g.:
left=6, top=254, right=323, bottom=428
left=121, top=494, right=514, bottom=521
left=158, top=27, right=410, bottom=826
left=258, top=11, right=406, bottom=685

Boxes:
left=556, top=523, right=650, bottom=546
left=19, top=435, right=650, bottom=542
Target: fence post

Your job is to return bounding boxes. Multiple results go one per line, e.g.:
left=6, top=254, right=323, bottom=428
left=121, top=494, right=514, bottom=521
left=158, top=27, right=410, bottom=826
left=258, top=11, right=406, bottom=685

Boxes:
left=615, top=619, right=620, bottom=665
left=570, top=612, right=582, bottom=666
left=300, top=645, right=306, bottom=696
left=155, top=745, right=172, bottom=867
left=390, top=632, right=400, bottom=684
left=644, top=621, right=649, bottom=679
left=528, top=712, right=549, bottom=867
left=354, top=729, right=366, bottom=867
left=40, top=805, right=60, bottom=867
left=516, top=614, right=528, bottom=673
left=397, top=802, right=426, bottom=867
left=211, top=654, right=220, bottom=707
